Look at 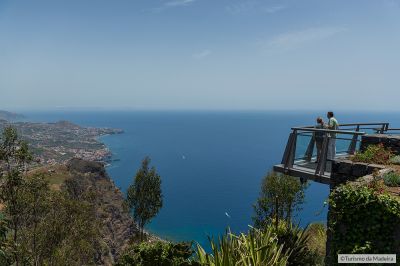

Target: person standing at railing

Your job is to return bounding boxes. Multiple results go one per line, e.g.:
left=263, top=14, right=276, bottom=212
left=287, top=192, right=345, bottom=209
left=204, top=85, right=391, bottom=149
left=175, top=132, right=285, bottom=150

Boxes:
left=326, top=111, right=339, bottom=160
left=314, top=117, right=325, bottom=163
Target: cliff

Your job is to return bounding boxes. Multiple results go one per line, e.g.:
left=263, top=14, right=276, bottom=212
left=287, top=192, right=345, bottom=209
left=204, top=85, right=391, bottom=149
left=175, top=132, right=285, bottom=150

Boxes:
left=70, top=159, right=138, bottom=264
left=38, top=158, right=139, bottom=265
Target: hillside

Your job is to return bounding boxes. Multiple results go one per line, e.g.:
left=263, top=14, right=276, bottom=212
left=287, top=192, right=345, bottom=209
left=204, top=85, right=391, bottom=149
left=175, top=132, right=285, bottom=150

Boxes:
left=30, top=158, right=139, bottom=264
left=0, top=110, right=25, bottom=121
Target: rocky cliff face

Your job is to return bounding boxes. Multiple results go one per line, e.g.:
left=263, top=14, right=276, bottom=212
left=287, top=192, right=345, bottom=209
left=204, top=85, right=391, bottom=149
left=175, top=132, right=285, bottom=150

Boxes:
left=64, top=158, right=138, bottom=265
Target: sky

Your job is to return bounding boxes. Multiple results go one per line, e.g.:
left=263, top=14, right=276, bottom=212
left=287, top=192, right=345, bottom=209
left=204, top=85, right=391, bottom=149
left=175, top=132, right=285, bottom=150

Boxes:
left=0, top=0, right=400, bottom=111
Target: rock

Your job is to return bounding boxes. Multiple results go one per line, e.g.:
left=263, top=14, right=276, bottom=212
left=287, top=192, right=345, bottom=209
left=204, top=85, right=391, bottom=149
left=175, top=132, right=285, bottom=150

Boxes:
left=361, top=134, right=400, bottom=155
left=366, top=164, right=385, bottom=175
left=352, top=162, right=369, bottom=177
left=337, top=160, right=353, bottom=175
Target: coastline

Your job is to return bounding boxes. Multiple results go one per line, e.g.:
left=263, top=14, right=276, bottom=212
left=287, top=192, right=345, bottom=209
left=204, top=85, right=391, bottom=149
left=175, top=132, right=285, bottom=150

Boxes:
left=0, top=119, right=124, bottom=165
left=97, top=132, right=166, bottom=244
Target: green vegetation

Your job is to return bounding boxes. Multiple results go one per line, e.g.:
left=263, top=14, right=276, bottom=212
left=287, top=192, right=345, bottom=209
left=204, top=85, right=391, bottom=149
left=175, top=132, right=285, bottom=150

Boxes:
left=116, top=241, right=200, bottom=266
left=328, top=183, right=400, bottom=264
left=390, top=155, right=400, bottom=165
left=0, top=214, right=11, bottom=265
left=253, top=172, right=305, bottom=228
left=273, top=221, right=322, bottom=266
left=126, top=156, right=163, bottom=241
left=0, top=126, right=102, bottom=265
left=352, top=143, right=393, bottom=165
left=0, top=126, right=33, bottom=265
left=195, top=226, right=289, bottom=266
left=304, top=223, right=326, bottom=260
left=195, top=222, right=323, bottom=266
left=243, top=172, right=323, bottom=265
left=116, top=222, right=325, bottom=266
left=383, top=171, right=400, bottom=187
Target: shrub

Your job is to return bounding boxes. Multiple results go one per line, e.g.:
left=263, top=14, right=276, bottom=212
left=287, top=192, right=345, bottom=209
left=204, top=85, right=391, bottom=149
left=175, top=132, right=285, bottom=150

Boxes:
left=390, top=155, right=400, bottom=165
left=328, top=184, right=400, bottom=264
left=195, top=223, right=321, bottom=266
left=253, top=172, right=305, bottom=228
left=383, top=172, right=400, bottom=187
left=274, top=221, right=322, bottom=266
left=116, top=241, right=199, bottom=266
left=305, top=223, right=326, bottom=259
left=195, top=226, right=289, bottom=266
left=352, top=144, right=393, bottom=165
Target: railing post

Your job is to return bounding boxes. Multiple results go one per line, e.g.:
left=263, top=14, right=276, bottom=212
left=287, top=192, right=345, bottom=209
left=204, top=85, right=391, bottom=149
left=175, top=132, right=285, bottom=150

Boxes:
left=347, top=125, right=359, bottom=155
left=288, top=130, right=297, bottom=169
left=315, top=133, right=329, bottom=176
left=282, top=130, right=297, bottom=170
left=281, top=132, right=293, bottom=165
left=304, top=135, right=315, bottom=162
left=380, top=123, right=389, bottom=134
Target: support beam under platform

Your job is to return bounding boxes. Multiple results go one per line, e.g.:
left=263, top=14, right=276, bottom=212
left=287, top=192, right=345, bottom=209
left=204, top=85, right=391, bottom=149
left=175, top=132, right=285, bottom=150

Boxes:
left=273, top=163, right=332, bottom=184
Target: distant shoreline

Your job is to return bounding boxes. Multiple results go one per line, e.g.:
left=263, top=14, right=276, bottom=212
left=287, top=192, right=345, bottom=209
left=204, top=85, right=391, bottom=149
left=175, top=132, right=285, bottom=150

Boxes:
left=0, top=117, right=124, bottom=166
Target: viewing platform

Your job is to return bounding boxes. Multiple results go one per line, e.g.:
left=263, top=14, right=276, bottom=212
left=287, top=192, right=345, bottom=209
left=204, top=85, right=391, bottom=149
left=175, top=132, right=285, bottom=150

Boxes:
left=273, top=123, right=400, bottom=185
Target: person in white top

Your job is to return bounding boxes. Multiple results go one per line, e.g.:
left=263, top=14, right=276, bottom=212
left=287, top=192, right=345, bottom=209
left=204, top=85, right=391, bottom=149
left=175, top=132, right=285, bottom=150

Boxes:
left=326, top=111, right=339, bottom=160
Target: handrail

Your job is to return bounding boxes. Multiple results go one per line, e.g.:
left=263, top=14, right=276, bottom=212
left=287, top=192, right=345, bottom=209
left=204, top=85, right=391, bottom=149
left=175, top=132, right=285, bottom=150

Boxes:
left=295, top=122, right=389, bottom=128
left=339, top=122, right=389, bottom=127
left=291, top=127, right=365, bottom=135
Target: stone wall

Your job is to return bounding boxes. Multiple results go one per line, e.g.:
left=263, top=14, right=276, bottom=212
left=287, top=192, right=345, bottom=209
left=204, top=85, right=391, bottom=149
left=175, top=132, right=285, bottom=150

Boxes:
left=330, top=159, right=385, bottom=187
left=361, top=134, right=400, bottom=155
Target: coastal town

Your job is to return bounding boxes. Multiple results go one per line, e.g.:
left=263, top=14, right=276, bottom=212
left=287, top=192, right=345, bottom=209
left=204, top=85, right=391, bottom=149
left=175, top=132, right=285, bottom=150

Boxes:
left=0, top=119, right=123, bottom=165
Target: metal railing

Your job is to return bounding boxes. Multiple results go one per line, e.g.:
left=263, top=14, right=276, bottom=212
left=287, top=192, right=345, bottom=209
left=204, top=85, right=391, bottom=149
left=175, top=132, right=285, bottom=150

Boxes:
left=374, top=128, right=400, bottom=134
left=281, top=122, right=390, bottom=177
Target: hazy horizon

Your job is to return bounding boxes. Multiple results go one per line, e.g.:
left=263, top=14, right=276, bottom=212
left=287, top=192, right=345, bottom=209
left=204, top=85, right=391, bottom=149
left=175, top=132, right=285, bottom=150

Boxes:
left=1, top=0, right=400, bottom=111
left=5, top=107, right=400, bottom=114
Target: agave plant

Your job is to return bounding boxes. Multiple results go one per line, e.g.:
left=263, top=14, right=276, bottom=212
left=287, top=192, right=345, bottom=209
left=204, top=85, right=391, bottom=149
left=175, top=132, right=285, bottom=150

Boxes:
left=195, top=226, right=289, bottom=266
left=273, top=221, right=321, bottom=265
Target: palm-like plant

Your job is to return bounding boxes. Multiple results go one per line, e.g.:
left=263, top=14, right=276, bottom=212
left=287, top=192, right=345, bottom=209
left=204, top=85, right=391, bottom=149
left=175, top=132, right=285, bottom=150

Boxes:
left=274, top=221, right=320, bottom=265
left=195, top=226, right=289, bottom=266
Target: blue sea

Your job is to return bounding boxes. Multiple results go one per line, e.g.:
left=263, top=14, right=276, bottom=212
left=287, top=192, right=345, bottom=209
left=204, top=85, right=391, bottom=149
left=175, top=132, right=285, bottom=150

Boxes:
left=23, top=110, right=400, bottom=248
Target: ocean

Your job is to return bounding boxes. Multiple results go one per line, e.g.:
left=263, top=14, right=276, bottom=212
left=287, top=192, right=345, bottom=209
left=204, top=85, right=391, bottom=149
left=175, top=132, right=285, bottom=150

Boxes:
left=24, top=110, right=400, bottom=248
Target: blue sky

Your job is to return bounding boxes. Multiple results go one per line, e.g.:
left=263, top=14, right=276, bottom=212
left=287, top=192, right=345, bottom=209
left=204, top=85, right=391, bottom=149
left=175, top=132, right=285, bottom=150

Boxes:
left=0, top=0, right=399, bottom=111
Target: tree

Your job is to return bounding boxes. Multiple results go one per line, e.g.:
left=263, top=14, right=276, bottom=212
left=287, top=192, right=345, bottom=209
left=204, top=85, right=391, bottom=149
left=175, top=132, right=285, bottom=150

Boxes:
left=0, top=126, right=32, bottom=265
left=0, top=127, right=102, bottom=265
left=253, top=172, right=305, bottom=229
left=0, top=214, right=11, bottom=265
left=19, top=173, right=50, bottom=266
left=35, top=191, right=101, bottom=266
left=126, top=157, right=163, bottom=240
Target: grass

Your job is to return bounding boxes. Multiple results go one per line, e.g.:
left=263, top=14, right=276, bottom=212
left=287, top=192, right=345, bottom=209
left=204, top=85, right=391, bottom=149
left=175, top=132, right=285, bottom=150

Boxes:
left=27, top=165, right=71, bottom=190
